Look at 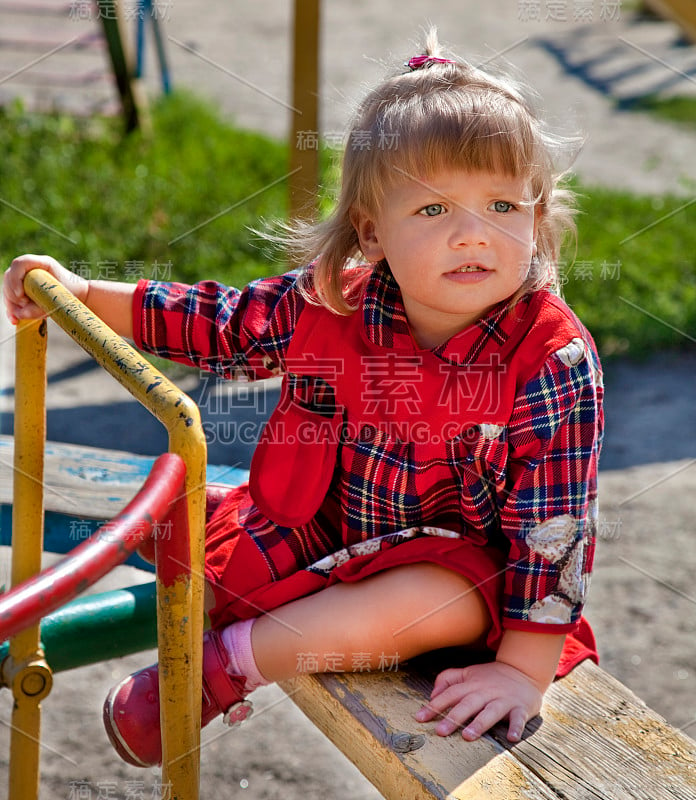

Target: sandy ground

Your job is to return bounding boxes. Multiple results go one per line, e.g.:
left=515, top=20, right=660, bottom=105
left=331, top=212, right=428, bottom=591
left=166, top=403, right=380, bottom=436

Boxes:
left=1, top=1, right=696, bottom=798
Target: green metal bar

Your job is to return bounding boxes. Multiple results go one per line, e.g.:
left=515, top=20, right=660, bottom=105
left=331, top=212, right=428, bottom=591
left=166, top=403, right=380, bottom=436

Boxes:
left=0, top=583, right=157, bottom=674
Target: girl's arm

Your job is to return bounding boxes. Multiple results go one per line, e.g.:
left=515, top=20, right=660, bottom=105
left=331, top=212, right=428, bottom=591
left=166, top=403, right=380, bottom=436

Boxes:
left=417, top=339, right=602, bottom=742
left=3, top=255, right=135, bottom=339
left=416, top=629, right=566, bottom=742
left=133, top=270, right=306, bottom=379
left=6, top=255, right=309, bottom=380
left=496, top=629, right=566, bottom=689
left=80, top=279, right=136, bottom=339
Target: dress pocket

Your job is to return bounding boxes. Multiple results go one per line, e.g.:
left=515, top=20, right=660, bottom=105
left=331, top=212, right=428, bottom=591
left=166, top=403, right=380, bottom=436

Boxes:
left=249, top=374, right=342, bottom=527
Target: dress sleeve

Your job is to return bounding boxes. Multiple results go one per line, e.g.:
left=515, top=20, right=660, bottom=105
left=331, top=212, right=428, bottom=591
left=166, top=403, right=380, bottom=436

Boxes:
left=132, top=270, right=306, bottom=380
left=499, top=337, right=604, bottom=634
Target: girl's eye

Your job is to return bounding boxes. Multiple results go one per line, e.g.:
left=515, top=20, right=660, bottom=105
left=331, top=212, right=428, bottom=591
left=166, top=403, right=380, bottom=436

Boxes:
left=492, top=200, right=514, bottom=213
left=419, top=203, right=445, bottom=217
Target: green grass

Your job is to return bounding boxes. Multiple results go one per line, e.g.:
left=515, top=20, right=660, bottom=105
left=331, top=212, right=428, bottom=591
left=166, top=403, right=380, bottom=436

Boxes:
left=0, top=92, right=292, bottom=288
left=562, top=181, right=696, bottom=356
left=624, top=94, right=696, bottom=130
left=1, top=91, right=694, bottom=358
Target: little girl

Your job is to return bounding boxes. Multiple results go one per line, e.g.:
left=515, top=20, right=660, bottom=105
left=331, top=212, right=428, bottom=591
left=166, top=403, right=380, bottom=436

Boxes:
left=4, top=30, right=603, bottom=767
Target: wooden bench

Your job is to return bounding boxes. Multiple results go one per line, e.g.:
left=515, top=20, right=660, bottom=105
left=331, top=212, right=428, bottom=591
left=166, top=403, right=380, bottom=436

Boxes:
left=1, top=435, right=695, bottom=799
left=280, top=663, right=696, bottom=799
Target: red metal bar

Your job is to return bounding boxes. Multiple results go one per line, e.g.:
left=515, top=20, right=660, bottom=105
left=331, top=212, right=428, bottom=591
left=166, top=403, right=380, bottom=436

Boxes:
left=136, top=483, right=227, bottom=565
left=155, top=481, right=190, bottom=588
left=0, top=453, right=186, bottom=643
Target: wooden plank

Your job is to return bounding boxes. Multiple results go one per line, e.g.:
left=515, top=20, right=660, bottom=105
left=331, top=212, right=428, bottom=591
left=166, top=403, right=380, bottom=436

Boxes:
left=0, top=435, right=248, bottom=518
left=515, top=659, right=696, bottom=800
left=279, top=669, right=559, bottom=800
left=281, top=659, right=696, bottom=800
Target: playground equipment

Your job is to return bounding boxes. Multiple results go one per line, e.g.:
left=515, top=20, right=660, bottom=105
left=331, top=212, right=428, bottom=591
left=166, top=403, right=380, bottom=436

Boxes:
left=1, top=0, right=320, bottom=220
left=97, top=0, right=172, bottom=132
left=96, top=0, right=150, bottom=132
left=0, top=269, right=208, bottom=800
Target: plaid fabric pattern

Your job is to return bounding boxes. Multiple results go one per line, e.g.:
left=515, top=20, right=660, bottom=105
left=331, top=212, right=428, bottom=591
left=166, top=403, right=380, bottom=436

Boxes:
left=134, top=267, right=603, bottom=631
left=500, top=350, right=602, bottom=626
left=135, top=272, right=304, bottom=379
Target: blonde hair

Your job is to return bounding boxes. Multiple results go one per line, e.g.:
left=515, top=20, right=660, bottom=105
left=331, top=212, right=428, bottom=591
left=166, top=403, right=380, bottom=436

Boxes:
left=288, top=29, right=579, bottom=314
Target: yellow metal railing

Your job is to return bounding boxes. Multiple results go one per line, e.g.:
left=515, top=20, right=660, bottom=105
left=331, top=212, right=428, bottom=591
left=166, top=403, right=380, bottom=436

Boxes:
left=8, top=268, right=207, bottom=800
left=9, top=317, right=51, bottom=800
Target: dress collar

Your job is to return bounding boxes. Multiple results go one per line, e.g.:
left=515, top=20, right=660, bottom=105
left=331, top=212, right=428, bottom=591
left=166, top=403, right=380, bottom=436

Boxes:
left=361, top=266, right=535, bottom=366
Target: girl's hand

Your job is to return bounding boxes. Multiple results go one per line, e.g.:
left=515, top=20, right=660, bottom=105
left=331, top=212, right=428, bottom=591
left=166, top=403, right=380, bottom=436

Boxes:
left=3, top=254, right=88, bottom=325
left=414, top=661, right=544, bottom=743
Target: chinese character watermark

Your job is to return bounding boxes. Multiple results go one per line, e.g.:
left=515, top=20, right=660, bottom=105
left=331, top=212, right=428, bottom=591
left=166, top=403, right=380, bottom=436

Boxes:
left=517, top=0, right=621, bottom=22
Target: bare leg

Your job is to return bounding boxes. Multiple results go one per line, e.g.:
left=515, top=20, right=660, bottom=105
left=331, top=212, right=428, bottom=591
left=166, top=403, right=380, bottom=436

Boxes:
left=246, top=563, right=491, bottom=682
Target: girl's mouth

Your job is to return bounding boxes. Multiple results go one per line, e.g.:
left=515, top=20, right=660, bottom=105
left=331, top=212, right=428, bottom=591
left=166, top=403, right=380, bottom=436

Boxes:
left=451, top=264, right=487, bottom=273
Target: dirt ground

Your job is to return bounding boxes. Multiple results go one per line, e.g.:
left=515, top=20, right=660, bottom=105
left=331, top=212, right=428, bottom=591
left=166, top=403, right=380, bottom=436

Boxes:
left=1, top=1, right=696, bottom=798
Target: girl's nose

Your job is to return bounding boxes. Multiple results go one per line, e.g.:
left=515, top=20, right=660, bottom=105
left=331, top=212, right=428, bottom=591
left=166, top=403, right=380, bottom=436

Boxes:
left=448, top=207, right=489, bottom=248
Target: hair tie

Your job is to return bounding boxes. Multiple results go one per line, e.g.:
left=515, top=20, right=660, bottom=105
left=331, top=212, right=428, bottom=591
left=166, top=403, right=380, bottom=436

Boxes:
left=405, top=54, right=456, bottom=71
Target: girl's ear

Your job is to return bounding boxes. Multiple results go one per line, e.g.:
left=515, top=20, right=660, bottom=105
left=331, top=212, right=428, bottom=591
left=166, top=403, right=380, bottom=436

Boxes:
left=350, top=207, right=385, bottom=263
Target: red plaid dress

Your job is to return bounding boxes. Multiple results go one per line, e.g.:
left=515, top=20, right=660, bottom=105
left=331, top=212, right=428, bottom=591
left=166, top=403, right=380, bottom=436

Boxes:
left=133, top=267, right=604, bottom=674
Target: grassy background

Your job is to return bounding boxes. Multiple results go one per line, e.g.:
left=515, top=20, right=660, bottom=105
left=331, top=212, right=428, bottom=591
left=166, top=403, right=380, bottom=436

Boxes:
left=621, top=94, right=696, bottom=130
left=1, top=91, right=694, bottom=358
left=0, top=93, right=290, bottom=289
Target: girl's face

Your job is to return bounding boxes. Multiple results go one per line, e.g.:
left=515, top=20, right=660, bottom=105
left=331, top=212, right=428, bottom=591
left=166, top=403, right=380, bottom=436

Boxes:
left=352, top=169, right=540, bottom=349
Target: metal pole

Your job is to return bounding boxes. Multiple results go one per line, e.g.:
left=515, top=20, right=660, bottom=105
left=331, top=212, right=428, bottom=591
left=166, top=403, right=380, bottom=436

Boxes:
left=8, top=318, right=52, bottom=800
left=97, top=0, right=150, bottom=133
left=289, top=0, right=321, bottom=221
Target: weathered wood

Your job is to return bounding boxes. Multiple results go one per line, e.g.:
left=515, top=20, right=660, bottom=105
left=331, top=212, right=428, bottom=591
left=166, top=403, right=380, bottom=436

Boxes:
left=280, top=659, right=696, bottom=799
left=0, top=436, right=248, bottom=519
left=510, top=661, right=696, bottom=799
left=278, top=668, right=558, bottom=800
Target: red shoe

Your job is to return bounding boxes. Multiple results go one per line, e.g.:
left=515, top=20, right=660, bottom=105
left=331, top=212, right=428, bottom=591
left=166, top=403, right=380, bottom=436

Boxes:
left=103, top=629, right=253, bottom=767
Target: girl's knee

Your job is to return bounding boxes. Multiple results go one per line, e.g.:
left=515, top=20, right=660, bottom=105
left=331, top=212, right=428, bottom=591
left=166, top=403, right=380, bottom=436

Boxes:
left=387, top=563, right=492, bottom=650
